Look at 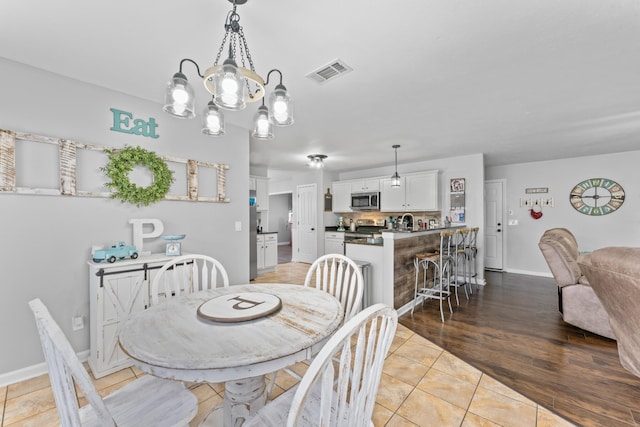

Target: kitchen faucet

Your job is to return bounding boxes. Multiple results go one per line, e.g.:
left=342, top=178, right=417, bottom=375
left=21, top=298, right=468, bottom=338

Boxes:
left=400, top=213, right=414, bottom=230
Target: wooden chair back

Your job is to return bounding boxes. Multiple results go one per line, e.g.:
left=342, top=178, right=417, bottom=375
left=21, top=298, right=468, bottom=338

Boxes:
left=151, top=254, right=229, bottom=305
left=287, top=304, right=398, bottom=427
left=29, top=298, right=116, bottom=426
left=304, top=254, right=364, bottom=321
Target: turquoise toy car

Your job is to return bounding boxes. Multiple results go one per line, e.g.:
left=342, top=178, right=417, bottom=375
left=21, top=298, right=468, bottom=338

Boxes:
left=92, top=242, right=139, bottom=263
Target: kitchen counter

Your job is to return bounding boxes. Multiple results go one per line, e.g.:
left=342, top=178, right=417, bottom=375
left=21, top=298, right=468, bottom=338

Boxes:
left=343, top=225, right=469, bottom=313
left=257, top=231, right=278, bottom=234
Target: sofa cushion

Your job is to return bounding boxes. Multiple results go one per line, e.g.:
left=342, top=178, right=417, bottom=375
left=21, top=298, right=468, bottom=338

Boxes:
left=580, top=247, right=640, bottom=376
left=539, top=231, right=582, bottom=286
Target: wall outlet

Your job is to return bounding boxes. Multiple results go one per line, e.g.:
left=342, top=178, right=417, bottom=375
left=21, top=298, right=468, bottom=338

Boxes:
left=72, top=315, right=84, bottom=331
left=235, top=221, right=242, bottom=232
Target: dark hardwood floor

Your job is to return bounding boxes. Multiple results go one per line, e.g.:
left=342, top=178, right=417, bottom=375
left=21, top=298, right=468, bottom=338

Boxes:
left=400, top=271, right=640, bottom=427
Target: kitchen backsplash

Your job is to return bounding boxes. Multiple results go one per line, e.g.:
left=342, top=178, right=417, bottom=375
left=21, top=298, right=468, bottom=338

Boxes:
left=335, top=211, right=442, bottom=228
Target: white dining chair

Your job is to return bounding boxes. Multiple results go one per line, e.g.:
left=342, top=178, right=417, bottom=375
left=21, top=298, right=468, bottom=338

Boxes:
left=267, top=254, right=364, bottom=396
left=245, top=303, right=397, bottom=427
left=304, top=253, right=364, bottom=321
left=150, top=254, right=229, bottom=305
left=28, top=298, right=197, bottom=427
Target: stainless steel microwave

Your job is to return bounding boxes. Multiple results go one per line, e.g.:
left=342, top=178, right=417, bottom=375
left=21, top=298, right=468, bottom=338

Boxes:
left=351, top=192, right=380, bottom=210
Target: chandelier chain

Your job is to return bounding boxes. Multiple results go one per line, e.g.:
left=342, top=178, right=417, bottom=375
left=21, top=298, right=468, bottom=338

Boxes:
left=214, top=30, right=229, bottom=65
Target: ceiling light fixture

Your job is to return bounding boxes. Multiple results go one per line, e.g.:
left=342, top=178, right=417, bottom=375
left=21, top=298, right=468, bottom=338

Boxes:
left=391, top=145, right=401, bottom=187
left=307, top=154, right=327, bottom=169
left=162, top=0, right=293, bottom=138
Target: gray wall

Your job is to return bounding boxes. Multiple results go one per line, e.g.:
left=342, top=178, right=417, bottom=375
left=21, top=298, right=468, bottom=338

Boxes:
left=486, top=150, right=640, bottom=275
left=0, top=58, right=250, bottom=377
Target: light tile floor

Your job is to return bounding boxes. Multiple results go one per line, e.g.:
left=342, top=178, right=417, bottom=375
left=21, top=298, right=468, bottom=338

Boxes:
left=1, top=323, right=575, bottom=426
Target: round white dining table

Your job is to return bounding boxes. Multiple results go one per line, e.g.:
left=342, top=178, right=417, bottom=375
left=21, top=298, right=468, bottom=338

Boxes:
left=119, top=283, right=343, bottom=426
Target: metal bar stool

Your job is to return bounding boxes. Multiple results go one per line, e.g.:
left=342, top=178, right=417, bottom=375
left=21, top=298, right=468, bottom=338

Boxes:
left=450, top=228, right=471, bottom=301
left=466, top=227, right=480, bottom=289
left=411, top=231, right=453, bottom=322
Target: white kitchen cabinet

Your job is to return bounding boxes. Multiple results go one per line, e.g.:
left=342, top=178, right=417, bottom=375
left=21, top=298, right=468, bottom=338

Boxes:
left=350, top=179, right=380, bottom=193
left=331, top=181, right=352, bottom=213
left=257, top=233, right=278, bottom=271
left=88, top=253, right=174, bottom=378
left=255, top=177, right=269, bottom=211
left=325, top=231, right=345, bottom=255
left=380, top=171, right=439, bottom=212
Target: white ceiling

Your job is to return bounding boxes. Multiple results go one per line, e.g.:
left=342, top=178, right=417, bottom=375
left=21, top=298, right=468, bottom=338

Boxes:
left=1, top=0, right=639, bottom=173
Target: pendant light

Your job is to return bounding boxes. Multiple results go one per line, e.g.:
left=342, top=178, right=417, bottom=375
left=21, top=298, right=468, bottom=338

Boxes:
left=252, top=99, right=274, bottom=139
left=391, top=145, right=401, bottom=187
left=201, top=97, right=225, bottom=136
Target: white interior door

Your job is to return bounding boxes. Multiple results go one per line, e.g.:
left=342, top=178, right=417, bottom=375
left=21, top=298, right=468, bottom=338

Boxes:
left=296, top=184, right=317, bottom=263
left=484, top=180, right=504, bottom=270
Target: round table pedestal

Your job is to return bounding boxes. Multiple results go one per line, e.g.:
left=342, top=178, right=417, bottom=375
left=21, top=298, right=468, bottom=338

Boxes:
left=201, top=375, right=267, bottom=426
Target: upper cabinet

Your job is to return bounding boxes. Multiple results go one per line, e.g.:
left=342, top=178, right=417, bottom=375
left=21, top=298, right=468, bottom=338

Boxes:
left=332, top=181, right=352, bottom=213
left=380, top=171, right=439, bottom=212
left=250, top=176, right=269, bottom=211
left=350, top=179, right=380, bottom=193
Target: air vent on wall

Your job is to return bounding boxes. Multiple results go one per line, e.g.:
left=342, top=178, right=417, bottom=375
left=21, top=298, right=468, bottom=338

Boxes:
left=305, top=59, right=353, bottom=84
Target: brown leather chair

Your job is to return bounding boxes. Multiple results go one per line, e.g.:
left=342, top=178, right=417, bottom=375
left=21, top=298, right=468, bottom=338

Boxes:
left=538, top=228, right=615, bottom=339
left=580, top=247, right=640, bottom=378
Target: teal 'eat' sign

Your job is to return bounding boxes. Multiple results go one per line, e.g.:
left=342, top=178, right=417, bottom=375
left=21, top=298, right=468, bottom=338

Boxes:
left=110, top=108, right=159, bottom=139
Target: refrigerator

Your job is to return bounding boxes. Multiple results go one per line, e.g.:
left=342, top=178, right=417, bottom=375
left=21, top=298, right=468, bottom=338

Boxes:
left=249, top=191, right=258, bottom=280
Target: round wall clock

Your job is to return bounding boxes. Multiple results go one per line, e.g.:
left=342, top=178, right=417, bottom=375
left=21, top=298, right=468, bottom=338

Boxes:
left=569, top=178, right=625, bottom=216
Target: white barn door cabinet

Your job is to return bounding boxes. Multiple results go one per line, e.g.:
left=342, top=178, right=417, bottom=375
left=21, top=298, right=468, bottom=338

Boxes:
left=88, top=254, right=174, bottom=378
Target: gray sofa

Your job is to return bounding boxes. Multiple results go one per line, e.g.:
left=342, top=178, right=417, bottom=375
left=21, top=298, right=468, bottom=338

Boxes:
left=538, top=228, right=615, bottom=339
left=580, top=247, right=640, bottom=377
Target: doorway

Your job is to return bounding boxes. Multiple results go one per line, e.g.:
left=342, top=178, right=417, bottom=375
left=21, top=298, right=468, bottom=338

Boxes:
left=484, top=179, right=505, bottom=270
left=268, top=192, right=293, bottom=264
left=294, top=184, right=318, bottom=263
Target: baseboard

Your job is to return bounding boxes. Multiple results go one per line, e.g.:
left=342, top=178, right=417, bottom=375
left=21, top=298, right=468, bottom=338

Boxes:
left=505, top=268, right=553, bottom=278
left=277, top=241, right=291, bottom=246
left=0, top=350, right=90, bottom=387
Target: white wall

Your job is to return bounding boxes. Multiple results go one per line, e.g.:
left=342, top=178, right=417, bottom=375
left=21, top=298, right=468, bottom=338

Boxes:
left=486, top=151, right=640, bottom=275
left=0, top=58, right=250, bottom=377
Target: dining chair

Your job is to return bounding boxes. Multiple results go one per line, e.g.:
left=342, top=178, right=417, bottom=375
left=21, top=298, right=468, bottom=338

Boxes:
left=267, top=254, right=364, bottom=396
left=28, top=298, right=197, bottom=427
left=150, top=254, right=229, bottom=305
left=304, top=253, right=364, bottom=321
left=245, top=303, right=398, bottom=427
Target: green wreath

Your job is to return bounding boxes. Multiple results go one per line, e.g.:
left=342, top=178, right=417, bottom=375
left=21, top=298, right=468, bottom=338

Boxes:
left=102, top=146, right=174, bottom=207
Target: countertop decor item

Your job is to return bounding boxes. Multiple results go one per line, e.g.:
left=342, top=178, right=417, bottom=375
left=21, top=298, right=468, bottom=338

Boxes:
left=163, top=234, right=186, bottom=256
left=102, top=146, right=174, bottom=207
left=569, top=178, right=625, bottom=216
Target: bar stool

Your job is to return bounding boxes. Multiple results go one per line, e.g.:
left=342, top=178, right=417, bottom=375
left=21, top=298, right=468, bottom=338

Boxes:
left=450, top=228, right=471, bottom=302
left=466, top=227, right=480, bottom=289
left=411, top=231, right=453, bottom=322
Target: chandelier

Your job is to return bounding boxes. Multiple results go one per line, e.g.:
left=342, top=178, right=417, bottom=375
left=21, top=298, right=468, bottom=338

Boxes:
left=307, top=154, right=327, bottom=168
left=162, top=0, right=293, bottom=139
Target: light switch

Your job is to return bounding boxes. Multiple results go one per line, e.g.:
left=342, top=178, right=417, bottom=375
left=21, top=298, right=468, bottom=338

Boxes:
left=235, top=221, right=242, bottom=231
left=508, top=219, right=518, bottom=226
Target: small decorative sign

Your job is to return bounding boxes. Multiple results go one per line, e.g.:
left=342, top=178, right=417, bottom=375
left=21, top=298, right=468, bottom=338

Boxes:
left=525, top=187, right=548, bottom=194
left=197, top=292, right=282, bottom=323
left=110, top=108, right=159, bottom=139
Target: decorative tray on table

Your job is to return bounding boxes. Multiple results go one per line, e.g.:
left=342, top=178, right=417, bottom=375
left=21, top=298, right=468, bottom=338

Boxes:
left=197, top=292, right=282, bottom=323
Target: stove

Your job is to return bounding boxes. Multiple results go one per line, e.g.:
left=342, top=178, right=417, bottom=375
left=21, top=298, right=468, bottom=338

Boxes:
left=344, top=219, right=386, bottom=241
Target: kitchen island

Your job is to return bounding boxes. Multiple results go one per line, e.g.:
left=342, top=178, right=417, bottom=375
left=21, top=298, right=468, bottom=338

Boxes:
left=346, top=226, right=465, bottom=313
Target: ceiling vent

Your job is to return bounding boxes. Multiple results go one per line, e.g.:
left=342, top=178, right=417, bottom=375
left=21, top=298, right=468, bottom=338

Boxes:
left=305, top=59, right=353, bottom=84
